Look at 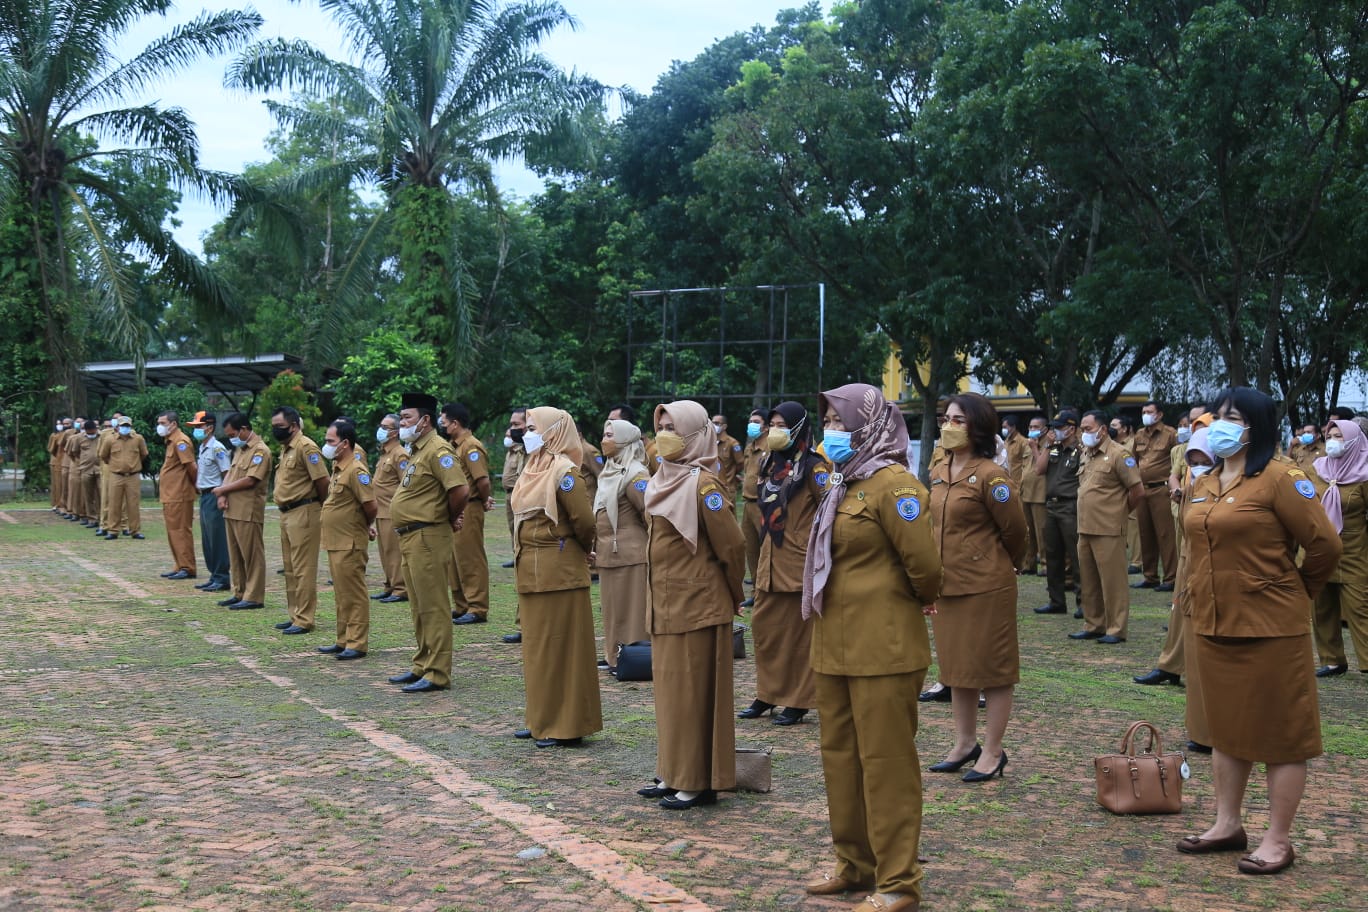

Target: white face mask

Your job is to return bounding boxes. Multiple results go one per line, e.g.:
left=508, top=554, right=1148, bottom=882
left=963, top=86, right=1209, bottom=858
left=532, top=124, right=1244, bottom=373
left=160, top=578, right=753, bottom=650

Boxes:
left=523, top=430, right=545, bottom=454
left=712, top=423, right=722, bottom=435
left=503, top=435, right=515, bottom=449
left=1081, top=431, right=1101, bottom=449
left=1326, top=439, right=1346, bottom=459
left=321, top=443, right=339, bottom=460
left=375, top=427, right=390, bottom=443
left=1000, top=428, right=1010, bottom=439
left=398, top=424, right=418, bottom=442
left=1189, top=464, right=1211, bottom=477
left=156, top=424, right=170, bottom=437
left=1142, top=413, right=1157, bottom=427
left=55, top=422, right=63, bottom=432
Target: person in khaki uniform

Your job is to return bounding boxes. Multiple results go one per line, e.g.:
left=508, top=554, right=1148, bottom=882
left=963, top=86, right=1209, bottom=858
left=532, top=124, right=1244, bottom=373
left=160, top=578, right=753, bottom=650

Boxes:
left=215, top=415, right=272, bottom=609
left=442, top=403, right=493, bottom=625
left=318, top=419, right=376, bottom=660
left=1069, top=410, right=1143, bottom=643
left=637, top=400, right=745, bottom=809
left=1019, top=415, right=1048, bottom=574
left=928, top=393, right=1027, bottom=782
left=802, top=384, right=942, bottom=912
left=739, top=409, right=767, bottom=593
left=271, top=406, right=329, bottom=635
left=369, top=414, right=409, bottom=603
left=1001, top=415, right=1035, bottom=573
left=62, top=421, right=85, bottom=520
left=712, top=414, right=744, bottom=490
left=387, top=393, right=469, bottom=693
left=96, top=416, right=122, bottom=535
left=501, top=408, right=528, bottom=550
left=1032, top=411, right=1082, bottom=615
left=47, top=420, right=67, bottom=511
left=509, top=407, right=601, bottom=747
left=75, top=421, right=102, bottom=525
left=1307, top=419, right=1368, bottom=676
left=1177, top=387, right=1341, bottom=876
left=590, top=418, right=651, bottom=671
left=738, top=402, right=830, bottom=726
left=102, top=417, right=148, bottom=539
left=1131, top=401, right=1179, bottom=590
left=579, top=431, right=605, bottom=510
left=1287, top=424, right=1325, bottom=473
left=155, top=410, right=198, bottom=578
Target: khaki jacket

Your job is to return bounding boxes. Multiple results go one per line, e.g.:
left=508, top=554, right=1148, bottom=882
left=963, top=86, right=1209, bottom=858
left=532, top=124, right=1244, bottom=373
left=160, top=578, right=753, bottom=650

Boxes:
left=929, top=456, right=1027, bottom=596
left=740, top=439, right=765, bottom=502
left=515, top=468, right=596, bottom=593
left=717, top=433, right=744, bottom=488
left=158, top=429, right=198, bottom=502
left=371, top=440, right=408, bottom=519
left=391, top=429, right=466, bottom=527
left=1133, top=423, right=1177, bottom=485
left=105, top=431, right=148, bottom=474
left=594, top=472, right=650, bottom=568
left=273, top=433, right=327, bottom=505
left=756, top=461, right=832, bottom=594
left=1077, top=436, right=1142, bottom=535
left=647, top=470, right=746, bottom=635
left=224, top=436, right=272, bottom=523
left=321, top=455, right=375, bottom=551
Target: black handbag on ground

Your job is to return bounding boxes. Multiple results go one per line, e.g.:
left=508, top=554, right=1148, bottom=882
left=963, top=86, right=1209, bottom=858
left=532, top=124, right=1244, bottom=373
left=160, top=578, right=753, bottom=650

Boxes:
left=733, top=622, right=747, bottom=659
left=615, top=641, right=652, bottom=681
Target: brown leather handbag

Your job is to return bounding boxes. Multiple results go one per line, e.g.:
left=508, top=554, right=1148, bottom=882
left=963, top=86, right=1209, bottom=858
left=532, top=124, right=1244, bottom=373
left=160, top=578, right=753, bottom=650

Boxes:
left=1094, top=721, right=1187, bottom=814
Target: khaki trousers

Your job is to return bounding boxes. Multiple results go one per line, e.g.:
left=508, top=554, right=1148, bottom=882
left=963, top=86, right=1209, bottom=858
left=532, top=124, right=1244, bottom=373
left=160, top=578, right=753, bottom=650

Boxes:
left=49, top=459, right=61, bottom=507
left=451, top=502, right=489, bottom=618
left=1156, top=503, right=1189, bottom=674
left=742, top=500, right=763, bottom=584
left=1136, top=485, right=1177, bottom=585
left=99, top=467, right=115, bottom=530
left=327, top=547, right=370, bottom=652
left=1078, top=532, right=1129, bottom=639
left=280, top=503, right=321, bottom=629
left=399, top=524, right=455, bottom=687
left=161, top=499, right=196, bottom=573
left=375, top=517, right=406, bottom=597
left=1314, top=580, right=1368, bottom=669
left=1126, top=511, right=1140, bottom=565
left=80, top=473, right=101, bottom=522
left=1023, top=501, right=1046, bottom=569
left=65, top=465, right=83, bottom=518
left=226, top=518, right=266, bottom=603
left=816, top=669, right=926, bottom=898
left=109, top=473, right=141, bottom=533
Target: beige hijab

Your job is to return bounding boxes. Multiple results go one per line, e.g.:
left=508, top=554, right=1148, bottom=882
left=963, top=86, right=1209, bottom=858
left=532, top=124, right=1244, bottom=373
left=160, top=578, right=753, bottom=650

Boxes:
left=509, top=406, right=583, bottom=534
left=593, top=419, right=649, bottom=550
left=644, top=400, right=713, bottom=553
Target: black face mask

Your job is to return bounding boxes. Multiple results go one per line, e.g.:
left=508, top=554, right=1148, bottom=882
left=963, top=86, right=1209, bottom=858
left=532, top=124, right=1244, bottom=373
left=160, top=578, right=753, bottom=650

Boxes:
left=509, top=428, right=525, bottom=444
left=271, top=425, right=292, bottom=442
left=1108, top=427, right=1118, bottom=440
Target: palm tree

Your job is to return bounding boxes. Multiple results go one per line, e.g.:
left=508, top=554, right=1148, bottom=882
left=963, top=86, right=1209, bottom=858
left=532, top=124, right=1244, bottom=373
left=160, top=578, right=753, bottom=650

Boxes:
left=0, top=0, right=262, bottom=408
left=226, top=0, right=602, bottom=382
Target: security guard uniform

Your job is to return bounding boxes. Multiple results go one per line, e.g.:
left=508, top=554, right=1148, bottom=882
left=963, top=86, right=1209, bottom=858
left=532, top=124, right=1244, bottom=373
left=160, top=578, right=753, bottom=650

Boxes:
left=1076, top=435, right=1142, bottom=638
left=451, top=430, right=491, bottom=621
left=371, top=437, right=409, bottom=599
left=322, top=451, right=374, bottom=653
left=223, top=434, right=272, bottom=604
left=1040, top=418, right=1081, bottom=613
left=159, top=427, right=198, bottom=574
left=1132, top=420, right=1179, bottom=586
left=104, top=422, right=148, bottom=535
left=274, top=430, right=329, bottom=630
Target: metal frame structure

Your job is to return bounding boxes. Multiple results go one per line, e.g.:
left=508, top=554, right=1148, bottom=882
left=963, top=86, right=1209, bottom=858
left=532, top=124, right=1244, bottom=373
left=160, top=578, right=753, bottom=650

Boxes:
left=624, top=284, right=826, bottom=414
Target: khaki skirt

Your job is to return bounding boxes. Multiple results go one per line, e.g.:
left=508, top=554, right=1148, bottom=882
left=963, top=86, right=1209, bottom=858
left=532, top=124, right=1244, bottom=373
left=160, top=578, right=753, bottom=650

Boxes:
left=931, top=585, right=1019, bottom=689
left=1192, top=633, right=1321, bottom=764
left=751, top=589, right=816, bottom=708
left=600, top=562, right=649, bottom=665
left=654, top=624, right=736, bottom=792
left=520, top=588, right=604, bottom=741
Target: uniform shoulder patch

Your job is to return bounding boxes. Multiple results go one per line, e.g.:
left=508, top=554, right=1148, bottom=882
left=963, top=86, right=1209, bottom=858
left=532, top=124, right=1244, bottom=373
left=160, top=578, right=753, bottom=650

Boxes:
left=732, top=444, right=741, bottom=452
left=704, top=491, right=725, bottom=512
left=1124, top=456, right=1137, bottom=468
left=990, top=483, right=1011, bottom=503
left=595, top=455, right=604, bottom=464
left=357, top=473, right=371, bottom=486
left=1294, top=478, right=1316, bottom=499
left=633, top=479, right=648, bottom=492
left=560, top=473, right=576, bottom=492
left=251, top=454, right=263, bottom=465
left=398, top=460, right=408, bottom=470
left=656, top=455, right=663, bottom=464
left=469, top=451, right=480, bottom=462
left=439, top=454, right=455, bottom=469
left=176, top=442, right=187, bottom=451
left=814, top=471, right=830, bottom=488
left=308, top=452, right=320, bottom=464
left=1287, top=468, right=1306, bottom=478
left=892, top=486, right=917, bottom=497
left=896, top=495, right=921, bottom=522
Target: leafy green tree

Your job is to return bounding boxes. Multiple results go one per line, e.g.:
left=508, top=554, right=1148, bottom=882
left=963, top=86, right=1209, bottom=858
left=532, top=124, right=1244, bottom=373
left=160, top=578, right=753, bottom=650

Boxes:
left=330, top=330, right=446, bottom=434
left=258, top=370, right=324, bottom=452
left=110, top=384, right=207, bottom=482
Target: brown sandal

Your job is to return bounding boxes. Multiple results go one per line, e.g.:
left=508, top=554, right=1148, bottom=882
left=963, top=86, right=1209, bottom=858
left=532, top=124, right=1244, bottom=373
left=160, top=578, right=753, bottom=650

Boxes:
left=1176, top=829, right=1248, bottom=854
left=1237, top=847, right=1295, bottom=875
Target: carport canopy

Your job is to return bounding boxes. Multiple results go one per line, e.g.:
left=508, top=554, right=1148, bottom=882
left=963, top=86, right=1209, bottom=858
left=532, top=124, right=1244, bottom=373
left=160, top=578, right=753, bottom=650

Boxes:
left=80, top=353, right=332, bottom=411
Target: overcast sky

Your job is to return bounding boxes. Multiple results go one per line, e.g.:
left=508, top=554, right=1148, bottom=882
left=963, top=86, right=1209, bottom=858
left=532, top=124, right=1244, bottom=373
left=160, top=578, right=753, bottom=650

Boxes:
left=114, top=0, right=809, bottom=252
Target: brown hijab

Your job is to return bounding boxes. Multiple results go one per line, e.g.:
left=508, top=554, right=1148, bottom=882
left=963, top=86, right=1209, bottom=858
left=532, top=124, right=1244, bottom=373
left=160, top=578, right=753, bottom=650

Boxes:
left=644, top=400, right=713, bottom=553
left=509, top=406, right=583, bottom=534
left=802, top=383, right=910, bottom=619
left=593, top=419, right=649, bottom=546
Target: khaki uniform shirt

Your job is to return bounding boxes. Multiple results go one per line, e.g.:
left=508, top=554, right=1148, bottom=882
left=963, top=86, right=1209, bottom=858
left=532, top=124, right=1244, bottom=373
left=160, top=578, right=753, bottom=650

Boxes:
left=273, top=433, right=328, bottom=505
left=594, top=471, right=651, bottom=568
left=580, top=441, right=604, bottom=506
left=646, top=470, right=746, bottom=635
left=810, top=465, right=943, bottom=676
left=63, top=430, right=82, bottom=462
left=1306, top=468, right=1368, bottom=585
left=455, top=434, right=491, bottom=490
left=224, top=436, right=273, bottom=523
left=502, top=443, right=526, bottom=492
left=929, top=456, right=1028, bottom=596
left=1183, top=462, right=1341, bottom=636
left=515, top=468, right=596, bottom=593
left=1005, top=434, right=1030, bottom=485
left=105, top=431, right=148, bottom=474
left=76, top=435, right=101, bottom=476
left=321, top=455, right=375, bottom=551
left=717, top=433, right=744, bottom=489
left=391, top=429, right=467, bottom=527
left=48, top=432, right=66, bottom=467
left=158, top=429, right=197, bottom=502
left=644, top=437, right=660, bottom=474
left=756, top=461, right=832, bottom=593
left=740, top=438, right=765, bottom=502
left=371, top=440, right=408, bottom=520
left=1077, top=436, right=1142, bottom=535
left=97, top=428, right=116, bottom=470
left=1288, top=440, right=1325, bottom=473
left=1019, top=438, right=1046, bottom=502
left=1132, top=423, right=1178, bottom=485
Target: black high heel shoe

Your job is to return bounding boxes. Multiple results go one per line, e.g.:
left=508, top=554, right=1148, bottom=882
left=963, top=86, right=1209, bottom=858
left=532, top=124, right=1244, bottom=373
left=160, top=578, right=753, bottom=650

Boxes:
left=637, top=778, right=675, bottom=799
left=929, top=744, right=981, bottom=773
left=737, top=699, right=776, bottom=719
left=773, top=707, right=808, bottom=726
left=962, top=750, right=1008, bottom=782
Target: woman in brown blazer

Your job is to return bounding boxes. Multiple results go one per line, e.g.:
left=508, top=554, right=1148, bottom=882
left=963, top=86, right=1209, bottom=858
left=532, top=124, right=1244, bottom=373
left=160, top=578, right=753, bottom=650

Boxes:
left=1177, top=387, right=1341, bottom=875
left=927, top=393, right=1027, bottom=782
left=738, top=401, right=831, bottom=726
left=590, top=419, right=651, bottom=672
left=509, top=407, right=602, bottom=748
left=802, top=384, right=942, bottom=912
left=638, top=400, right=745, bottom=810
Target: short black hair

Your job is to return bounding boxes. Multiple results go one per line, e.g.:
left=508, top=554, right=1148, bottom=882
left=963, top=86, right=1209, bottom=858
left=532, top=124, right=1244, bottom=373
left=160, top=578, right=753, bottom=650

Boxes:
left=1081, top=409, right=1109, bottom=428
left=510, top=407, right=528, bottom=420
left=1115, top=414, right=1136, bottom=432
left=1211, top=387, right=1276, bottom=476
left=1003, top=414, right=1020, bottom=429
left=1144, top=400, right=1162, bottom=411
left=223, top=413, right=250, bottom=432
left=158, top=409, right=178, bottom=424
left=946, top=392, right=1000, bottom=459
left=272, top=405, right=301, bottom=428
left=441, top=402, right=472, bottom=428
left=83, top=420, right=97, bottom=432
left=609, top=403, right=637, bottom=422
left=330, top=419, right=357, bottom=446
left=1329, top=406, right=1356, bottom=421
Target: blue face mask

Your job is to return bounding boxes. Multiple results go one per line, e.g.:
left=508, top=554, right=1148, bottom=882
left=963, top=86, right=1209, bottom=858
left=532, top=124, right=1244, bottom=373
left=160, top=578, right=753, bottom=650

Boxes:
left=118, top=425, right=132, bottom=436
left=1176, top=427, right=1191, bottom=444
left=824, top=429, right=855, bottom=465
left=192, top=428, right=207, bottom=441
left=1027, top=429, right=1042, bottom=440
left=376, top=427, right=390, bottom=443
left=1299, top=433, right=1315, bottom=446
left=1207, top=419, right=1248, bottom=459
left=746, top=422, right=762, bottom=440
left=229, top=435, right=245, bottom=448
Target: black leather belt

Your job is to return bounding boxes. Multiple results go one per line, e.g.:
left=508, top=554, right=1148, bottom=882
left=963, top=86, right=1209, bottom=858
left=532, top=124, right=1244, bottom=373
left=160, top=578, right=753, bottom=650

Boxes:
left=278, top=497, right=319, bottom=513
left=395, top=521, right=435, bottom=535
left=1046, top=496, right=1075, bottom=503
left=115, top=470, right=139, bottom=476
left=1145, top=481, right=1167, bottom=488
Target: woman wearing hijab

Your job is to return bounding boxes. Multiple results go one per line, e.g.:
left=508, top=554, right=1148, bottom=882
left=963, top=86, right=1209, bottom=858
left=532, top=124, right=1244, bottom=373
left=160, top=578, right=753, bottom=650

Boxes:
left=738, top=401, right=831, bottom=726
left=638, top=400, right=745, bottom=810
left=926, top=393, right=1027, bottom=783
left=591, top=419, right=652, bottom=672
left=1176, top=387, right=1340, bottom=875
left=508, top=407, right=602, bottom=748
left=1309, top=418, right=1368, bottom=676
left=802, top=383, right=942, bottom=912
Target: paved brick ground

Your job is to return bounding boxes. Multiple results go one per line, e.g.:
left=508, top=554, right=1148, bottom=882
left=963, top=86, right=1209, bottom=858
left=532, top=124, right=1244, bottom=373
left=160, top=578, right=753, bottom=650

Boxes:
left=1, top=503, right=1364, bottom=912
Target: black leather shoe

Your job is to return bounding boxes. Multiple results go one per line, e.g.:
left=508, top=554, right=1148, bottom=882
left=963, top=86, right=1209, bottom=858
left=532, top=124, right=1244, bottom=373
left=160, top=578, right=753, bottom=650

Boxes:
left=228, top=601, right=264, bottom=611
left=962, top=750, right=1008, bottom=783
left=1034, top=605, right=1066, bottom=614
left=318, top=645, right=344, bottom=654
left=166, top=569, right=195, bottom=580
left=336, top=649, right=366, bottom=660
left=401, top=678, right=446, bottom=693
left=1154, top=582, right=1174, bottom=592
left=740, top=597, right=755, bottom=608
left=659, top=789, right=717, bottom=810
left=378, top=594, right=408, bottom=603
left=273, top=621, right=292, bottom=629
left=94, top=528, right=105, bottom=535
left=453, top=612, right=486, bottom=625
left=1073, top=608, right=1084, bottom=619
left=502, top=632, right=522, bottom=644
left=1315, top=664, right=1348, bottom=678
left=1097, top=635, right=1127, bottom=644
left=513, top=729, right=532, bottom=739
left=638, top=784, right=675, bottom=799
left=774, top=707, right=808, bottom=726
left=597, top=660, right=611, bottom=670
left=388, top=671, right=421, bottom=684
left=535, top=737, right=583, bottom=748
left=1134, top=669, right=1181, bottom=686
left=1186, top=740, right=1213, bottom=754
left=1069, top=630, right=1105, bottom=640
left=738, top=699, right=776, bottom=719
left=160, top=570, right=178, bottom=578
left=218, top=596, right=243, bottom=607
left=501, top=560, right=515, bottom=568
left=370, top=591, right=391, bottom=600
left=1131, top=579, right=1157, bottom=589
left=918, top=685, right=952, bottom=703
left=194, top=581, right=211, bottom=589
left=130, top=533, right=145, bottom=539
left=203, top=583, right=230, bottom=592
left=104, top=532, right=119, bottom=540
left=281, top=625, right=311, bottom=635
left=929, top=744, right=982, bottom=773
left=1127, top=564, right=1141, bottom=574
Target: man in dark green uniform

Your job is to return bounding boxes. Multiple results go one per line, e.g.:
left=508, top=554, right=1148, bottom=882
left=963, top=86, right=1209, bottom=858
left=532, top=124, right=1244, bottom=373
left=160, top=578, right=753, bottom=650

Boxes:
left=1033, top=409, right=1082, bottom=618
